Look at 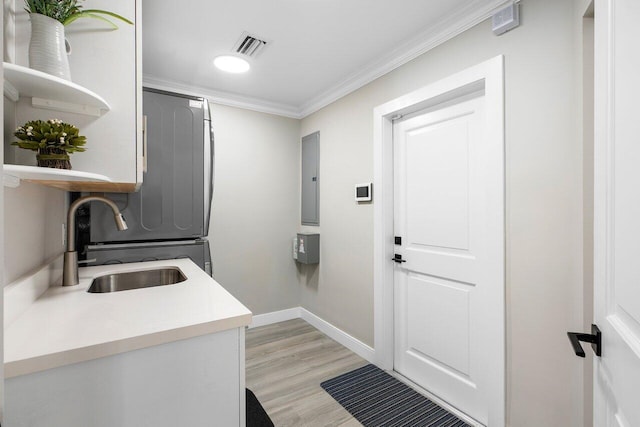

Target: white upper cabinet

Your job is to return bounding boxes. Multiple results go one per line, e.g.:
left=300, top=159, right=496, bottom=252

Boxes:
left=5, top=0, right=142, bottom=192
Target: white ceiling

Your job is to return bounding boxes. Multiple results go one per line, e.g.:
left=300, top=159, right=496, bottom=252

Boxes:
left=142, top=0, right=507, bottom=118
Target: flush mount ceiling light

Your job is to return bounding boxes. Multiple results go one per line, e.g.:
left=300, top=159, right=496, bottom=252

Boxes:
left=214, top=55, right=250, bottom=73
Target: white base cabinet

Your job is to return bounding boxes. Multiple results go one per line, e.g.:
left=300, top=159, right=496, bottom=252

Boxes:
left=5, top=328, right=246, bottom=427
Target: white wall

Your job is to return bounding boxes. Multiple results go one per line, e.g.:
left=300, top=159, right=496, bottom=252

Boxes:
left=300, top=0, right=585, bottom=425
left=3, top=183, right=66, bottom=285
left=298, top=104, right=375, bottom=345
left=2, top=99, right=67, bottom=286
left=209, top=103, right=301, bottom=315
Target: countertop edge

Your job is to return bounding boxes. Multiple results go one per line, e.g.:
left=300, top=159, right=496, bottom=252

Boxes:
left=6, top=312, right=252, bottom=379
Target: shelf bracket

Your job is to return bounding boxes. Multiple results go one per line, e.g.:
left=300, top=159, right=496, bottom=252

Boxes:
left=3, top=174, right=21, bottom=188
left=32, top=97, right=103, bottom=117
left=3, top=79, right=19, bottom=102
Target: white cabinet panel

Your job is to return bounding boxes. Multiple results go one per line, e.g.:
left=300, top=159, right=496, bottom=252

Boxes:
left=5, top=329, right=245, bottom=427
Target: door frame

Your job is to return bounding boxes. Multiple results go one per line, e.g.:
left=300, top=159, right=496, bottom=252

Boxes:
left=372, top=55, right=505, bottom=426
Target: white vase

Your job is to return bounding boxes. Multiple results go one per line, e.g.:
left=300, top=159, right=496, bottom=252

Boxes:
left=28, top=13, right=71, bottom=81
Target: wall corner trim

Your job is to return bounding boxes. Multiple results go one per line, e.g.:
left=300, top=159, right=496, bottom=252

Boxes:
left=142, top=75, right=302, bottom=119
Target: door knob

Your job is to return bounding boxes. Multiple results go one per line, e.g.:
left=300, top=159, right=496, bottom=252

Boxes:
left=567, top=324, right=602, bottom=357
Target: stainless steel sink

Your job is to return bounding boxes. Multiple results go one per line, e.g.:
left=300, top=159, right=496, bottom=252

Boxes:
left=87, top=268, right=187, bottom=293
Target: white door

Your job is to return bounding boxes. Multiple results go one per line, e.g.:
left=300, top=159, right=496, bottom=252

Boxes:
left=593, top=0, right=640, bottom=425
left=393, top=95, right=503, bottom=425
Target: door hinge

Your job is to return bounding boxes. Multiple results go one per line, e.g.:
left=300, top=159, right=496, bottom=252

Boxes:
left=567, top=324, right=602, bottom=357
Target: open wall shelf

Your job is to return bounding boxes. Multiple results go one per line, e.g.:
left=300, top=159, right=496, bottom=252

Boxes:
left=3, top=164, right=110, bottom=187
left=3, top=62, right=110, bottom=117
left=2, top=165, right=135, bottom=192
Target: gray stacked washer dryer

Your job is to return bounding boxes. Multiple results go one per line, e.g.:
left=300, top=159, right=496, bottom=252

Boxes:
left=85, top=88, right=214, bottom=275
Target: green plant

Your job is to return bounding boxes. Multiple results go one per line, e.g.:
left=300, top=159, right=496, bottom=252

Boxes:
left=24, top=0, right=133, bottom=28
left=13, top=119, right=87, bottom=154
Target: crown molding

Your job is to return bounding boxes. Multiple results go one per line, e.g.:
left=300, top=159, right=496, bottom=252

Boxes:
left=144, top=0, right=512, bottom=120
left=142, top=74, right=303, bottom=118
left=298, top=0, right=512, bottom=117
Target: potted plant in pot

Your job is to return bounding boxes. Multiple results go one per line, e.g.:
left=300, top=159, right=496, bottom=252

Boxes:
left=25, top=0, right=133, bottom=80
left=13, top=119, right=87, bottom=169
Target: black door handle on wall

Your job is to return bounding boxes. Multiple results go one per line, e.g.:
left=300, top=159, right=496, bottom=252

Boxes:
left=567, top=324, right=602, bottom=357
left=392, top=254, right=406, bottom=263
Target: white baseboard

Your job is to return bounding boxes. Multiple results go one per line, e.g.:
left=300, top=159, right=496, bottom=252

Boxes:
left=249, top=307, right=301, bottom=329
left=248, top=307, right=376, bottom=364
left=300, top=308, right=375, bottom=363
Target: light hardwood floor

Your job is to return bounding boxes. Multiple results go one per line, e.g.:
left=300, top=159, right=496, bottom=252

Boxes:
left=246, top=319, right=368, bottom=427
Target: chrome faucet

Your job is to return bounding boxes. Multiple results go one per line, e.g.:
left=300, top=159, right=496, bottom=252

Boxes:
left=63, top=195, right=128, bottom=286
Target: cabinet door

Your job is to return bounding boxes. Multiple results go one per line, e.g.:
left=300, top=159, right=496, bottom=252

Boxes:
left=12, top=0, right=142, bottom=188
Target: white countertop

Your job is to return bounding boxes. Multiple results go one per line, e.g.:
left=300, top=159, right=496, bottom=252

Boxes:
left=4, top=259, right=252, bottom=378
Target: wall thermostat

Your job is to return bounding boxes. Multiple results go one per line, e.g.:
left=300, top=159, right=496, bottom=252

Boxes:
left=355, top=183, right=372, bottom=202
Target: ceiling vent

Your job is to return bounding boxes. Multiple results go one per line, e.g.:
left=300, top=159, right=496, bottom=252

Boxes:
left=233, top=32, right=268, bottom=58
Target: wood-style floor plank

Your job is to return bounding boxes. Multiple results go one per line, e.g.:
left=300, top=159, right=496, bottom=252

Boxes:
left=246, top=319, right=368, bottom=427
